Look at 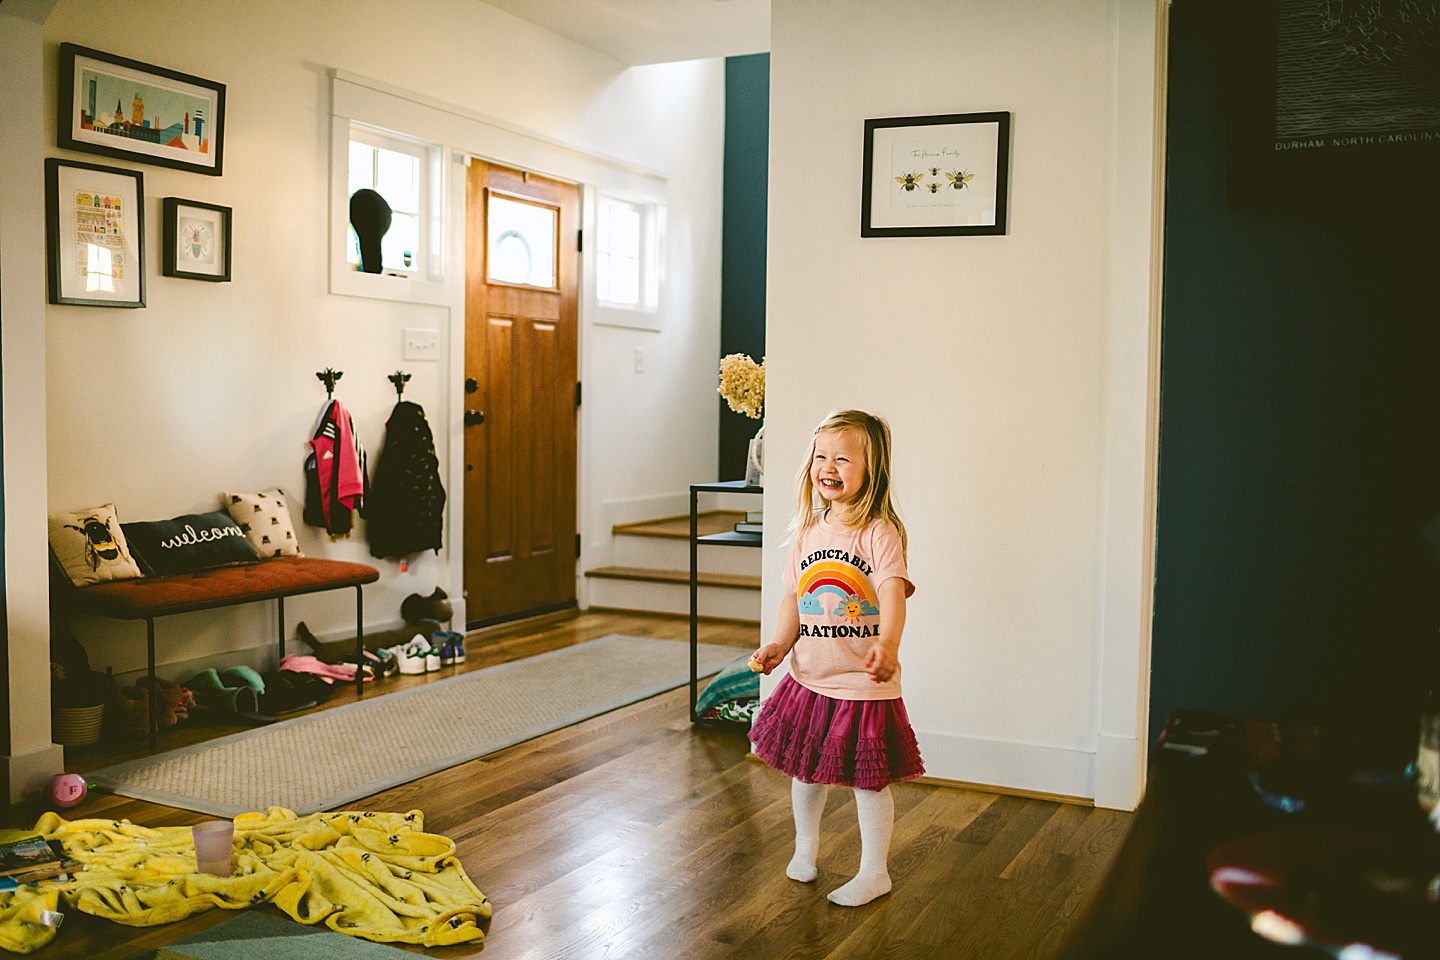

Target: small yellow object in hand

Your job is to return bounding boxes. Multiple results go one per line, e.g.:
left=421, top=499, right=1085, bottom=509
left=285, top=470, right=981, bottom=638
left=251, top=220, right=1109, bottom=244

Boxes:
left=748, top=655, right=765, bottom=673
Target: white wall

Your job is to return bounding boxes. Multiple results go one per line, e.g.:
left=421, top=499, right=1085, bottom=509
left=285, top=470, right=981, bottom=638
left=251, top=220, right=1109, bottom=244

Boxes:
left=763, top=0, right=1161, bottom=807
left=40, top=0, right=723, bottom=678
left=2, top=0, right=68, bottom=804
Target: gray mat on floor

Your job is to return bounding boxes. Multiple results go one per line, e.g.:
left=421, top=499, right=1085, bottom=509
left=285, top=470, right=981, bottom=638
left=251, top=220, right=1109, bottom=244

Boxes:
left=88, top=635, right=743, bottom=817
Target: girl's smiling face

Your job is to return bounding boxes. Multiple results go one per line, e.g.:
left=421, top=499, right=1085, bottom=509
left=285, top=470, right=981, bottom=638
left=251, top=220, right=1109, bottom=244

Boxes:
left=810, top=428, right=867, bottom=507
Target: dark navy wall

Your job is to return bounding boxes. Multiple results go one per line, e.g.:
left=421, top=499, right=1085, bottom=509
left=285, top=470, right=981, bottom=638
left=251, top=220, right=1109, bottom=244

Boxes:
left=718, top=53, right=769, bottom=481
left=1149, top=1, right=1440, bottom=747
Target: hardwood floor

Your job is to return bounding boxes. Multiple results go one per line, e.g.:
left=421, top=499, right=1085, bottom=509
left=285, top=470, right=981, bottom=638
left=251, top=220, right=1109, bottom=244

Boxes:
left=10, top=611, right=1131, bottom=959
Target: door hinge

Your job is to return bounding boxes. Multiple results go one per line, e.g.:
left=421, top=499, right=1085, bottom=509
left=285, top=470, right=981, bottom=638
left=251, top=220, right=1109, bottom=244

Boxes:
left=575, top=381, right=582, bottom=406
left=576, top=229, right=583, bottom=253
left=575, top=533, right=581, bottom=557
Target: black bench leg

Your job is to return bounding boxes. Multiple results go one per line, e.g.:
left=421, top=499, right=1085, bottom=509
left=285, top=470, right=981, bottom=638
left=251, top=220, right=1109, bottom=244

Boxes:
left=355, top=585, right=364, bottom=698
left=277, top=596, right=286, bottom=668
left=147, top=618, right=157, bottom=748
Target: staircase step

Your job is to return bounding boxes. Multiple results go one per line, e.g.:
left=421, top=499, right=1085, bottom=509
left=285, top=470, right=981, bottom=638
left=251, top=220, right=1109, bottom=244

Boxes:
left=585, top=566, right=761, bottom=590
left=612, top=511, right=744, bottom=539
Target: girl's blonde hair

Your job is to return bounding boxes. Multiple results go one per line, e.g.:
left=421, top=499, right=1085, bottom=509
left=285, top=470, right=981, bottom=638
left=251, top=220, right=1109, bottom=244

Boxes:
left=793, top=409, right=907, bottom=557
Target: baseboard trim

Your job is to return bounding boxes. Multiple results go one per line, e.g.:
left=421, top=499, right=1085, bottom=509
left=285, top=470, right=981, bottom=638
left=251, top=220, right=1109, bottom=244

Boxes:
left=742, top=753, right=1092, bottom=806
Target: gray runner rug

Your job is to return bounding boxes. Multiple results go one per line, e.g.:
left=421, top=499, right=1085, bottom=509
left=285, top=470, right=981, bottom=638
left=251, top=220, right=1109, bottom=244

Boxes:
left=88, top=635, right=744, bottom=817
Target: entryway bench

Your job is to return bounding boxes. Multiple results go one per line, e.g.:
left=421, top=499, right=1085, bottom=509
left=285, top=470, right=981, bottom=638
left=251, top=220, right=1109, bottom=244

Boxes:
left=64, top=557, right=379, bottom=745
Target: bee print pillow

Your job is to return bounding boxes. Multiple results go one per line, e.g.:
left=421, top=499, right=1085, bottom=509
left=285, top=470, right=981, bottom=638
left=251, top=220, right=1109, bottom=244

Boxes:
left=222, top=487, right=303, bottom=559
left=48, top=503, right=145, bottom=587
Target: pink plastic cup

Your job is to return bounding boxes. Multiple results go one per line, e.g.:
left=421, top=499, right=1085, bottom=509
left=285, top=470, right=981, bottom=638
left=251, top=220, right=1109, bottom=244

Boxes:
left=192, top=820, right=234, bottom=877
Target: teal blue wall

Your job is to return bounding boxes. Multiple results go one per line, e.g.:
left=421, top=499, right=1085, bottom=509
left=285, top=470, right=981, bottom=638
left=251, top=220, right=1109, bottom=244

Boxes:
left=1149, top=0, right=1440, bottom=749
left=718, top=53, right=769, bottom=481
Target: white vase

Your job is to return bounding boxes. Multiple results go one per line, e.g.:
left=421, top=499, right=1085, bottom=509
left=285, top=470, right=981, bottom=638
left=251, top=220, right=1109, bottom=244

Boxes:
left=745, top=424, right=765, bottom=487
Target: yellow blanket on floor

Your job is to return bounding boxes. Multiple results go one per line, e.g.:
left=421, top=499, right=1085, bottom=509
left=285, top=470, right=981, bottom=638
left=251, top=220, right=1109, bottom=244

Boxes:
left=0, top=807, right=490, bottom=954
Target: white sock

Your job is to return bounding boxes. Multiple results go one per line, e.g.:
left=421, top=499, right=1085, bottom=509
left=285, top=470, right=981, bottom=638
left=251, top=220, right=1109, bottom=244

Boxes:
left=787, top=779, right=828, bottom=882
left=828, top=786, right=894, bottom=906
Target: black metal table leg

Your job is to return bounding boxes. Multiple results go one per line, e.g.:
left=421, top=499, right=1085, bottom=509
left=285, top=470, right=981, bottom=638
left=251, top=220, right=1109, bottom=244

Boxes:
left=355, top=585, right=365, bottom=697
left=276, top=595, right=286, bottom=668
left=146, top=617, right=157, bottom=748
left=690, top=486, right=699, bottom=722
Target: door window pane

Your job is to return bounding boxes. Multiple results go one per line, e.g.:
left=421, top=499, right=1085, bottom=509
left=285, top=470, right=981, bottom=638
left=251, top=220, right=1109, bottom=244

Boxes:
left=488, top=194, right=557, bottom=288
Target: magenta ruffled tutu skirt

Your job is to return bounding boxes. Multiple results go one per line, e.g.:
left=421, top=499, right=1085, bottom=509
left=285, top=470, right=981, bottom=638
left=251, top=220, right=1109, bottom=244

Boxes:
left=750, top=674, right=925, bottom=791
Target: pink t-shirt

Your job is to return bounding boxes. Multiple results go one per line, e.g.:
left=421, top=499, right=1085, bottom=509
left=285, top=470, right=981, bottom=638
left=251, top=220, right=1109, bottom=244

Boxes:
left=782, top=512, right=914, bottom=701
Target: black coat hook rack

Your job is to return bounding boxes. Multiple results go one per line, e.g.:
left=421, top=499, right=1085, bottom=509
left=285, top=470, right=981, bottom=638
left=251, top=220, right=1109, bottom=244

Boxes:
left=388, top=370, right=412, bottom=400
left=317, top=368, right=343, bottom=398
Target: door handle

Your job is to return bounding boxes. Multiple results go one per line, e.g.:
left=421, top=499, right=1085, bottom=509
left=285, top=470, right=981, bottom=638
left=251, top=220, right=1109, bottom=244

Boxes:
left=465, top=377, right=479, bottom=394
left=464, top=409, right=486, bottom=426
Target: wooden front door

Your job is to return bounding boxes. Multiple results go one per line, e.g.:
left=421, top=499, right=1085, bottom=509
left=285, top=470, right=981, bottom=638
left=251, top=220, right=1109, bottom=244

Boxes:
left=463, top=161, right=579, bottom=626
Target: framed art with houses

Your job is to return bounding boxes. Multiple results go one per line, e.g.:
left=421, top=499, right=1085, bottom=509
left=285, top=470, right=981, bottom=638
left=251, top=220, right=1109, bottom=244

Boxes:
left=861, top=111, right=1011, bottom=237
left=163, top=197, right=232, bottom=281
left=45, top=158, right=146, bottom=308
left=58, top=42, right=226, bottom=176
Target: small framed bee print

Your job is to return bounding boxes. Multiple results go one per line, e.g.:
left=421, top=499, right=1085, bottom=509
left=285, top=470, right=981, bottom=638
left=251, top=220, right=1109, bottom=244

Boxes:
left=861, top=112, right=1011, bottom=237
left=162, top=197, right=231, bottom=281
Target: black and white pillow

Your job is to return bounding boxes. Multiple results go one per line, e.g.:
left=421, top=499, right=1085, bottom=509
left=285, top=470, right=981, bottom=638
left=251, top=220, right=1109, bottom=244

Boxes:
left=222, top=487, right=303, bottom=559
left=121, top=511, right=260, bottom=577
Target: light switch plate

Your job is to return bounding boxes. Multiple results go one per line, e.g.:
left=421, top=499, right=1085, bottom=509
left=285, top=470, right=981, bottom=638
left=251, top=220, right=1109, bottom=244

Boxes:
left=403, top=327, right=440, bottom=362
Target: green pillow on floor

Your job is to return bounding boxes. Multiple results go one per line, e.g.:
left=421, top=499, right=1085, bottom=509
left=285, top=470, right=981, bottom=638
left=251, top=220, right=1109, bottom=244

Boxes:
left=694, top=654, right=759, bottom=720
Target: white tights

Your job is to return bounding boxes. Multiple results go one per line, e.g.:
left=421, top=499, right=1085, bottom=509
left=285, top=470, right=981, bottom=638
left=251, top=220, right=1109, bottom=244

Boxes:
left=786, top=779, right=895, bottom=906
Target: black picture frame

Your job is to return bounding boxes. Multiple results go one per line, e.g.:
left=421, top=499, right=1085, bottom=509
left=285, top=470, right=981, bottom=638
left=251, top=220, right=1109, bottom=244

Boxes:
left=163, top=197, right=232, bottom=281
left=1221, top=0, right=1440, bottom=210
left=45, top=158, right=146, bottom=308
left=861, top=112, right=1011, bottom=237
left=58, top=42, right=226, bottom=176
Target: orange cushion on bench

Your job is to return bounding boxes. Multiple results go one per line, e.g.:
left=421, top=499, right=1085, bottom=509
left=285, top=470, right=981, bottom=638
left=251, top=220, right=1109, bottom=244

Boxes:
left=70, top=557, right=380, bottom=619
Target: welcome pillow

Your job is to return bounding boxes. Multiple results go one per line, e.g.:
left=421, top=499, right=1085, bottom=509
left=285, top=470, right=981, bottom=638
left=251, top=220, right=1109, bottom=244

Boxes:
left=121, top=511, right=260, bottom=577
left=223, top=487, right=303, bottom=559
left=48, top=504, right=145, bottom=587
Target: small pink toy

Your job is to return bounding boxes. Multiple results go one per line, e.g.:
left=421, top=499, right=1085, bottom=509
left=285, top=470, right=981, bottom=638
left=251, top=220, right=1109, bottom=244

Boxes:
left=49, top=774, right=87, bottom=808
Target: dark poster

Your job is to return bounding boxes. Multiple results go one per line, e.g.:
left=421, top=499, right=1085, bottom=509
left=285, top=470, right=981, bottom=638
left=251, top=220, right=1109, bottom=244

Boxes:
left=1224, top=0, right=1440, bottom=208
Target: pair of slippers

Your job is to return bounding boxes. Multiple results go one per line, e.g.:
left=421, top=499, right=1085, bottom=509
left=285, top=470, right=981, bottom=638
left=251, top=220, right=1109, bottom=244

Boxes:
left=184, top=667, right=326, bottom=725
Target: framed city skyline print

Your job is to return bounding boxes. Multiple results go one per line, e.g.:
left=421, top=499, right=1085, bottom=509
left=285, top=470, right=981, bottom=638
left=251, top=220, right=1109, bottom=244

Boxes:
left=58, top=43, right=226, bottom=176
left=861, top=112, right=1011, bottom=237
left=163, top=198, right=232, bottom=281
left=45, top=158, right=145, bottom=308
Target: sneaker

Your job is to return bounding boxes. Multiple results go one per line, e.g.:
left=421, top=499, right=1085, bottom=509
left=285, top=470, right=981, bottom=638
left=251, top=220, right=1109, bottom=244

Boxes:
left=425, top=650, right=442, bottom=672
left=439, top=641, right=456, bottom=667
left=432, top=631, right=466, bottom=664
left=399, top=651, right=429, bottom=675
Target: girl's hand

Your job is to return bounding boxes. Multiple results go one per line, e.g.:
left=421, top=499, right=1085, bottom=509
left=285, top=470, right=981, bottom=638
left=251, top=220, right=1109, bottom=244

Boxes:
left=864, top=642, right=899, bottom=683
left=748, top=643, right=786, bottom=675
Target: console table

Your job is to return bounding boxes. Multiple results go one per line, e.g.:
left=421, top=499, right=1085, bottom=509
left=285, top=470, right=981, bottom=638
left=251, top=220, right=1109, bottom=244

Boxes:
left=688, top=480, right=762, bottom=721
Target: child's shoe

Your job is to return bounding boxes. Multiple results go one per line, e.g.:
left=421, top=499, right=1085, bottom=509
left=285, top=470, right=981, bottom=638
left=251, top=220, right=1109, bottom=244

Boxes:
left=399, top=650, right=429, bottom=675
left=425, top=648, right=442, bottom=672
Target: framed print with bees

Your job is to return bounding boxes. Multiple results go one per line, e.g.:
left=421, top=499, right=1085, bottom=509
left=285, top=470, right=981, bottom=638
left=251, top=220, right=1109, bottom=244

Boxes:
left=162, top=197, right=231, bottom=281
left=861, top=112, right=1011, bottom=237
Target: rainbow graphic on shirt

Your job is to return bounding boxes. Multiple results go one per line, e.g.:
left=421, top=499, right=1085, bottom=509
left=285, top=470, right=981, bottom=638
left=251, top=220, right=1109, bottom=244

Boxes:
left=797, top=560, right=880, bottom=624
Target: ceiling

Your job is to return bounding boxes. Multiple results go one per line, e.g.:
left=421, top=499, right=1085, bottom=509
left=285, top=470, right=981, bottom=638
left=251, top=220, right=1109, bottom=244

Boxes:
left=481, top=0, right=769, bottom=66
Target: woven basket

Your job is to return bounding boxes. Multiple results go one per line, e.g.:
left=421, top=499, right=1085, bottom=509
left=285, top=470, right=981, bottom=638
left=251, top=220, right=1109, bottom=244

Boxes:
left=53, top=704, right=106, bottom=747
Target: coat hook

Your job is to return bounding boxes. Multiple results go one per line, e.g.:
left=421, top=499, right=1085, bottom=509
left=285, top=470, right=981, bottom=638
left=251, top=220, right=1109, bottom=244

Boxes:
left=316, top=368, right=343, bottom=398
left=387, top=370, right=412, bottom=400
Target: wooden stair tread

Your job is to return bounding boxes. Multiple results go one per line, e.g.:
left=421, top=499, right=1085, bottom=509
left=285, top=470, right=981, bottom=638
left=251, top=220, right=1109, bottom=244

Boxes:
left=613, top=511, right=744, bottom=539
left=584, top=566, right=761, bottom=589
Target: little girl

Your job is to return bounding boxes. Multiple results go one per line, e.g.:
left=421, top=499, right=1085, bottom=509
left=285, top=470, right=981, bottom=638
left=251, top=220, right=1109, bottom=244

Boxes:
left=748, top=409, right=924, bottom=907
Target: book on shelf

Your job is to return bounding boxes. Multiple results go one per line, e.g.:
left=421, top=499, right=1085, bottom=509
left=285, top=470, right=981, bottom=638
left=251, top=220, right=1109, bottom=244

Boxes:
left=744, top=511, right=763, bottom=523
left=733, top=522, right=763, bottom=534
